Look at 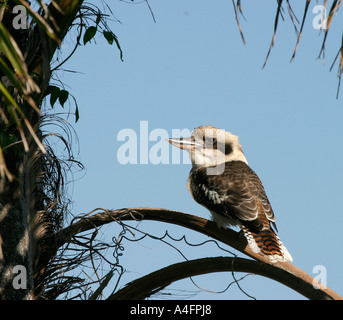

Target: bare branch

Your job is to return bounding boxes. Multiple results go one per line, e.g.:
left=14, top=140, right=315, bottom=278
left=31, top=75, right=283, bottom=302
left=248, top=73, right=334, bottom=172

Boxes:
left=52, top=207, right=343, bottom=300
left=106, top=256, right=321, bottom=300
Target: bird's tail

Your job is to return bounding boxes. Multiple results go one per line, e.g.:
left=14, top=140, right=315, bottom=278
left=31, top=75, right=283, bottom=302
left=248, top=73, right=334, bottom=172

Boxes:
left=242, top=226, right=293, bottom=263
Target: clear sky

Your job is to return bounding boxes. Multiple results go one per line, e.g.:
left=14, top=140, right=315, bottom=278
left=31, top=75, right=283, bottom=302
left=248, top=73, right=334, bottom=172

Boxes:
left=52, top=0, right=343, bottom=299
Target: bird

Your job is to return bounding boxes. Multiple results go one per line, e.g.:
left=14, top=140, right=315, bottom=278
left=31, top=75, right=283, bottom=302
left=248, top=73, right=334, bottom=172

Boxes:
left=168, top=125, right=292, bottom=263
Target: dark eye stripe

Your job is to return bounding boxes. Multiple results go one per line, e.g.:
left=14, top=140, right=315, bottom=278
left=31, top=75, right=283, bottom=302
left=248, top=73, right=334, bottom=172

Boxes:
left=198, top=134, right=232, bottom=155
left=225, top=143, right=233, bottom=155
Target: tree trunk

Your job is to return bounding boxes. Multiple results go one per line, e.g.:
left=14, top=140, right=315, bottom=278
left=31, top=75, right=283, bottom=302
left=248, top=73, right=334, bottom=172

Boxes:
left=0, top=0, right=84, bottom=299
left=0, top=134, right=39, bottom=299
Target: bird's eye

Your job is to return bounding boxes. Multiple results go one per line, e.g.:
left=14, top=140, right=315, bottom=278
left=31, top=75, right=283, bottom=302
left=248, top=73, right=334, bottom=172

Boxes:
left=204, top=138, right=217, bottom=149
left=224, top=143, right=233, bottom=155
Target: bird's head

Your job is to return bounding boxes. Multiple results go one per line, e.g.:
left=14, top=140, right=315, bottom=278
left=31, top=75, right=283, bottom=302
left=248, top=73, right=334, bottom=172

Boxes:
left=168, top=125, right=248, bottom=168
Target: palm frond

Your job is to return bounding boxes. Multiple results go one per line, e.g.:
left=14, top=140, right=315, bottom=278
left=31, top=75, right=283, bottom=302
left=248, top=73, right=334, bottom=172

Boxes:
left=232, top=0, right=246, bottom=44
left=263, top=0, right=284, bottom=68
left=232, top=1, right=343, bottom=97
left=290, top=0, right=311, bottom=62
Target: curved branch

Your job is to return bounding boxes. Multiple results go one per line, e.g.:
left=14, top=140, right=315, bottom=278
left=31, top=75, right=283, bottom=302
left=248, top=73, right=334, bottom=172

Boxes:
left=106, top=256, right=314, bottom=300
left=52, top=207, right=342, bottom=300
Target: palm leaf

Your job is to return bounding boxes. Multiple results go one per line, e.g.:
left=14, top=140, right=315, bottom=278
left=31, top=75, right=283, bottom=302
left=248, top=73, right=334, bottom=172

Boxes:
left=0, top=145, right=14, bottom=181
left=290, top=0, right=311, bottom=62
left=318, top=0, right=341, bottom=61
left=263, top=0, right=283, bottom=68
left=0, top=20, right=47, bottom=160
left=0, top=23, right=40, bottom=97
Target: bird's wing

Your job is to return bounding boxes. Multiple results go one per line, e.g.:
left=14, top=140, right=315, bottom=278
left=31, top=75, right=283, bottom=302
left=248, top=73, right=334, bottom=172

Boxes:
left=188, top=161, right=276, bottom=231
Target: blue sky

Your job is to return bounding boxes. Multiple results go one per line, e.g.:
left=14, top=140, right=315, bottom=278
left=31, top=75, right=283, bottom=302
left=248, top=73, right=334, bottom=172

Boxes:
left=53, top=1, right=343, bottom=299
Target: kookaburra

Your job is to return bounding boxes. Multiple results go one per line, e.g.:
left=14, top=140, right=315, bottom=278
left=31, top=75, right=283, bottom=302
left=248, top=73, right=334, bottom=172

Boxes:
left=168, top=125, right=292, bottom=263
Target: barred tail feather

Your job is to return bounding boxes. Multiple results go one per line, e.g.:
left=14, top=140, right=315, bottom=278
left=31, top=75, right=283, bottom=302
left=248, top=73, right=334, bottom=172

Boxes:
left=242, top=226, right=293, bottom=263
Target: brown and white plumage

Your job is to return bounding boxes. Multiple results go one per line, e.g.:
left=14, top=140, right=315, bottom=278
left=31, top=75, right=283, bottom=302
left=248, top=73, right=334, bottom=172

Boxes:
left=168, top=125, right=292, bottom=263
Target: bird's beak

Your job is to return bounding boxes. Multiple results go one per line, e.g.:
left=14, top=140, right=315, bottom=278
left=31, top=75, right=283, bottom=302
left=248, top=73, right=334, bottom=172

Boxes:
left=167, top=137, right=200, bottom=151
